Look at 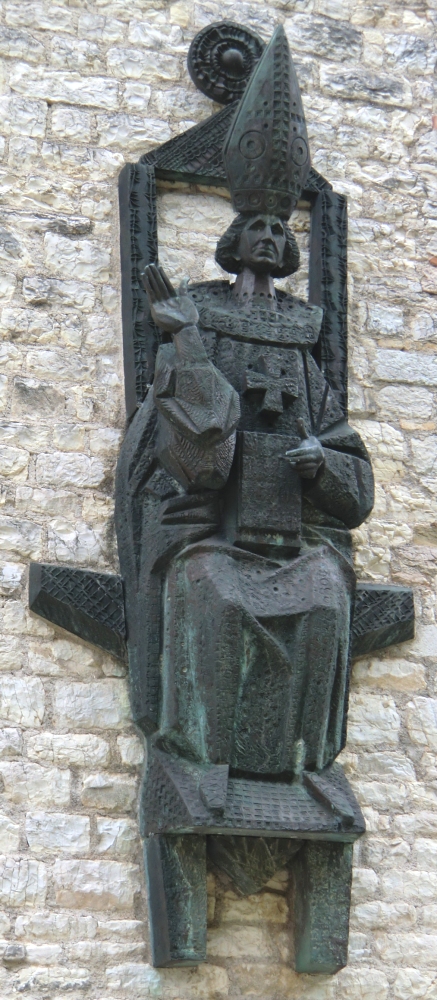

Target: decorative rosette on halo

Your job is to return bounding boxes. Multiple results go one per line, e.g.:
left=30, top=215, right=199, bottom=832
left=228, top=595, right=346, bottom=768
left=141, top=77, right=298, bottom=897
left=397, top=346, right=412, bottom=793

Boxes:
left=223, top=24, right=310, bottom=220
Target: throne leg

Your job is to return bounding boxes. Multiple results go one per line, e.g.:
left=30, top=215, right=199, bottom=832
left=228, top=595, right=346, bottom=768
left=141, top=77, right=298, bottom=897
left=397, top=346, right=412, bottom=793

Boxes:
left=145, top=834, right=207, bottom=967
left=291, top=840, right=353, bottom=974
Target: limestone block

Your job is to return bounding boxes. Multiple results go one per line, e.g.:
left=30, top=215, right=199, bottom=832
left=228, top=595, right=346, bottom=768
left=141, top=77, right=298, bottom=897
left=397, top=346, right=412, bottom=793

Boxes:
left=25, top=942, right=63, bottom=964
left=68, top=938, right=145, bottom=963
left=26, top=347, right=94, bottom=382
left=320, top=64, right=412, bottom=107
left=96, top=816, right=139, bottom=856
left=410, top=312, right=436, bottom=341
left=0, top=96, right=47, bottom=137
left=410, top=627, right=437, bottom=657
left=393, top=968, right=437, bottom=1000
left=0, top=562, right=24, bottom=595
left=40, top=141, right=124, bottom=179
left=353, top=657, right=426, bottom=691
left=0, top=814, right=19, bottom=852
left=0, top=516, right=43, bottom=557
left=89, top=427, right=122, bottom=455
left=375, top=932, right=437, bottom=966
left=123, top=81, right=152, bottom=111
left=285, top=14, right=362, bottom=61
left=0, top=636, right=23, bottom=671
left=0, top=375, right=8, bottom=412
left=393, top=812, right=437, bottom=838
left=382, top=869, right=437, bottom=903
left=84, top=315, right=117, bottom=352
left=220, top=891, right=288, bottom=924
left=107, top=46, right=180, bottom=82
left=44, top=232, right=110, bottom=283
left=128, top=21, right=183, bottom=50
left=351, top=420, right=405, bottom=481
left=0, top=858, right=47, bottom=907
left=0, top=422, right=51, bottom=453
left=10, top=64, right=119, bottom=110
left=15, top=910, right=98, bottom=941
left=8, top=139, right=39, bottom=177
left=54, top=680, right=130, bottom=731
left=1, top=307, right=56, bottom=344
left=5, top=3, right=75, bottom=32
left=0, top=762, right=69, bottom=807
left=78, top=13, right=125, bottom=44
left=375, top=349, right=437, bottom=385
left=366, top=302, right=404, bottom=334
left=0, top=448, right=29, bottom=481
left=412, top=838, right=437, bottom=870
left=352, top=901, right=416, bottom=930
left=411, top=436, right=437, bottom=476
left=406, top=697, right=437, bottom=749
left=96, top=919, right=144, bottom=940
left=347, top=693, right=401, bottom=745
left=81, top=190, right=113, bottom=224
left=334, top=967, right=389, bottom=1000
left=207, top=925, right=272, bottom=959
left=353, top=780, right=408, bottom=811
left=22, top=276, right=95, bottom=310
left=96, top=112, right=171, bottom=150
left=351, top=867, right=379, bottom=903
left=0, top=676, right=44, bottom=728
left=36, top=453, right=104, bottom=489
left=117, top=735, right=144, bottom=766
left=385, top=33, right=437, bottom=76
left=47, top=518, right=105, bottom=565
left=52, top=426, right=86, bottom=453
left=377, top=385, right=433, bottom=421
left=11, top=379, right=66, bottom=420
left=0, top=273, right=16, bottom=300
left=13, top=965, right=90, bottom=992
left=423, top=905, right=437, bottom=928
left=0, top=27, right=45, bottom=63
left=26, top=812, right=90, bottom=855
left=357, top=751, right=416, bottom=782
left=51, top=107, right=92, bottom=143
left=0, top=728, right=22, bottom=757
left=81, top=773, right=137, bottom=812
left=105, top=962, right=229, bottom=997
left=27, top=732, right=109, bottom=768
left=51, top=35, right=103, bottom=73
left=53, top=859, right=140, bottom=910
left=0, top=343, right=21, bottom=371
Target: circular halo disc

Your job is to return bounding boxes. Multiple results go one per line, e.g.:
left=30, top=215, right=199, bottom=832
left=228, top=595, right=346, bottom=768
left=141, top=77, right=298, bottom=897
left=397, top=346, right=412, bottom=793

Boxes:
left=188, top=21, right=265, bottom=105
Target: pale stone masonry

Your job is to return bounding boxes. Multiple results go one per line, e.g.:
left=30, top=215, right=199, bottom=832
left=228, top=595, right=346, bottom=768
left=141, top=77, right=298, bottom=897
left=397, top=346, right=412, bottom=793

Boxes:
left=0, top=0, right=436, bottom=997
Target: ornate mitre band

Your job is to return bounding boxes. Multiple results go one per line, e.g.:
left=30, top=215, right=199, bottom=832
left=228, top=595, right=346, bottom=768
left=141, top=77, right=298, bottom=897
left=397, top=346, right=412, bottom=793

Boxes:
left=223, top=24, right=311, bottom=219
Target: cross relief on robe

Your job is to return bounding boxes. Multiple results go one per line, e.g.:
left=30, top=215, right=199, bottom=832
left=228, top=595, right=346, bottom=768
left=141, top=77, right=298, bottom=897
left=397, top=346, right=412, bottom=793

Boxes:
left=242, top=351, right=298, bottom=414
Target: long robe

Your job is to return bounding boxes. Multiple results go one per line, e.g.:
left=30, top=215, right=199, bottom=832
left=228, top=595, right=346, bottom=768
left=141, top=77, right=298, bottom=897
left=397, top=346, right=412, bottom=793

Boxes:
left=115, top=281, right=374, bottom=777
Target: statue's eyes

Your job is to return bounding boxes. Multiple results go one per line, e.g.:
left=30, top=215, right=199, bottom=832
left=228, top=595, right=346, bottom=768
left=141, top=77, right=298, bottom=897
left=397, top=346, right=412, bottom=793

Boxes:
left=272, top=224, right=284, bottom=236
left=248, top=221, right=265, bottom=232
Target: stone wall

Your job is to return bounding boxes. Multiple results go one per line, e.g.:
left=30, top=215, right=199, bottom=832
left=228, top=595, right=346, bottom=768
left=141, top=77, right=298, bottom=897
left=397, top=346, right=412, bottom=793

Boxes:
left=0, top=0, right=436, bottom=997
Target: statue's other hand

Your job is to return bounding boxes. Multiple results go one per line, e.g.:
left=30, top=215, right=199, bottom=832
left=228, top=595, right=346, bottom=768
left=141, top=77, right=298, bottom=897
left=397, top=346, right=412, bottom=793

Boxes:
left=285, top=419, right=324, bottom=480
left=141, top=264, right=198, bottom=334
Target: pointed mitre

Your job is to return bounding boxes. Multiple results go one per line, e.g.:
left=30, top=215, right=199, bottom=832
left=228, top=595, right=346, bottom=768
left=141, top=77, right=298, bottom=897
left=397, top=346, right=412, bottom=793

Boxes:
left=222, top=24, right=310, bottom=219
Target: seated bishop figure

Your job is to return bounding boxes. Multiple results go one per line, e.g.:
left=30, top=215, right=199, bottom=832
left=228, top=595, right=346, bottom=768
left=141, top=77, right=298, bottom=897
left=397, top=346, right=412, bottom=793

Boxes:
left=115, top=24, right=375, bottom=965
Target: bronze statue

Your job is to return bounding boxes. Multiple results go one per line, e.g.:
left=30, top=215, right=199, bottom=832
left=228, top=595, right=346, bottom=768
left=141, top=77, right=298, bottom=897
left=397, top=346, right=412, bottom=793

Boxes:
left=115, top=26, right=374, bottom=971
left=27, top=20, right=415, bottom=974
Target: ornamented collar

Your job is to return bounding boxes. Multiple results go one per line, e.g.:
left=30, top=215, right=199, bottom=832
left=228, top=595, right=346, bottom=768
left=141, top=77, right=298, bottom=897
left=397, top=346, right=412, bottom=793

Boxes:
left=188, top=281, right=322, bottom=348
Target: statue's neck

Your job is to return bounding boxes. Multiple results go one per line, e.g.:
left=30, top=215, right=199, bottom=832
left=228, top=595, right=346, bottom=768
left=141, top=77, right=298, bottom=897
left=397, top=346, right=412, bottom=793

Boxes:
left=232, top=268, right=276, bottom=306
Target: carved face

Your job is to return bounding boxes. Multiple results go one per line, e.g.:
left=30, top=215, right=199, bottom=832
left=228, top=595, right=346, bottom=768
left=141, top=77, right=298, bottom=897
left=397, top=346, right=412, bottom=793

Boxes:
left=237, top=215, right=286, bottom=274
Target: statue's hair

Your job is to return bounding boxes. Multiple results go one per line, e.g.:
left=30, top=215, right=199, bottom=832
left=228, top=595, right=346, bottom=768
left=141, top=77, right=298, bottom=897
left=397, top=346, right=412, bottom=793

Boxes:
left=215, top=213, right=300, bottom=278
